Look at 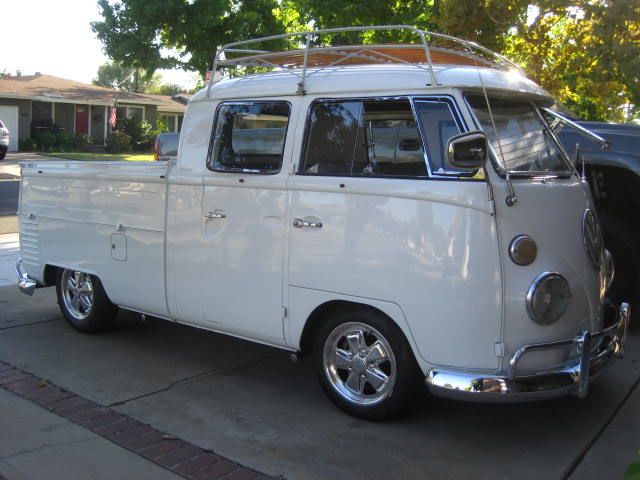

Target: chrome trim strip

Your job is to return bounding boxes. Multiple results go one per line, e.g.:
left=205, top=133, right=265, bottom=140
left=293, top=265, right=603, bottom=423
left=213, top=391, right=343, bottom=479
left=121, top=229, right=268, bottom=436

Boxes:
left=426, top=302, right=630, bottom=402
left=15, top=257, right=37, bottom=296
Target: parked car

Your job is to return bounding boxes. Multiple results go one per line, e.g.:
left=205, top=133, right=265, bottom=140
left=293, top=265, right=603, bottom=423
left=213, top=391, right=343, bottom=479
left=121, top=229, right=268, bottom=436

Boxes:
left=154, top=132, right=179, bottom=161
left=554, top=120, right=640, bottom=317
left=15, top=26, right=629, bottom=420
left=0, top=119, right=9, bottom=159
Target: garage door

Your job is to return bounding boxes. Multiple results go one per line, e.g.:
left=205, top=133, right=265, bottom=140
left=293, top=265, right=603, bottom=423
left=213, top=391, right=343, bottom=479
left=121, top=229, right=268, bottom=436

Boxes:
left=0, top=106, right=19, bottom=151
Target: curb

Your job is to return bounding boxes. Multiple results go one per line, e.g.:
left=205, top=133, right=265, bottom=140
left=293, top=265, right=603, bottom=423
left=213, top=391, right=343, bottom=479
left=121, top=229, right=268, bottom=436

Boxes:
left=0, top=361, right=275, bottom=480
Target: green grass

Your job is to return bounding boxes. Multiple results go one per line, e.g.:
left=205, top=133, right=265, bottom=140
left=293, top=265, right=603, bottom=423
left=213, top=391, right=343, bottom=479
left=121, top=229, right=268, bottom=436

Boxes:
left=48, top=152, right=155, bottom=162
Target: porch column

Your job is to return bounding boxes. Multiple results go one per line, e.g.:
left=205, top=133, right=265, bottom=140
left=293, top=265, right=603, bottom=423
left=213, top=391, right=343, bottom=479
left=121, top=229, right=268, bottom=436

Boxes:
left=103, top=106, right=108, bottom=145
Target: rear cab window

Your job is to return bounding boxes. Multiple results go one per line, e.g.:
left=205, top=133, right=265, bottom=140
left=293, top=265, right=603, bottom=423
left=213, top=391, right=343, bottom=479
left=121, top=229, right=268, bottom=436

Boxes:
left=208, top=101, right=291, bottom=174
left=299, top=97, right=477, bottom=179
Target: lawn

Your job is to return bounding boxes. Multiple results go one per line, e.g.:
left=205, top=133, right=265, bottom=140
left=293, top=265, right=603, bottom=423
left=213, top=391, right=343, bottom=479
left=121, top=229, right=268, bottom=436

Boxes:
left=48, top=152, right=155, bottom=162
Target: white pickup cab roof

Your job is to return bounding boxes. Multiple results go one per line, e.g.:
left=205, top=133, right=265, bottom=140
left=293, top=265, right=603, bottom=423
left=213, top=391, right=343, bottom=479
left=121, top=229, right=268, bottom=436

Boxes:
left=191, top=64, right=553, bottom=103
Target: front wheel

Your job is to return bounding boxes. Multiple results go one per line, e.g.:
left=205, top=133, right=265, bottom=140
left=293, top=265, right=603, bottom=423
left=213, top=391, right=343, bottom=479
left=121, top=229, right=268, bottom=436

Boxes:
left=56, top=269, right=118, bottom=333
left=313, top=309, right=421, bottom=420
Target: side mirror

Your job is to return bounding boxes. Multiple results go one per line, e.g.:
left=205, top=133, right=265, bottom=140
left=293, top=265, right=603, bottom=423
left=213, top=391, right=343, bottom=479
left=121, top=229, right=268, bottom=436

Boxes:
left=446, top=131, right=488, bottom=170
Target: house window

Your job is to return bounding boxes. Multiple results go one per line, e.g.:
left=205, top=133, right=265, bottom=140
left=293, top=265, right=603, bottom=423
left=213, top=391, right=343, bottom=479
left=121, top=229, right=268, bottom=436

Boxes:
left=208, top=101, right=290, bottom=174
left=177, top=115, right=183, bottom=132
left=32, top=101, right=54, bottom=131
left=127, top=106, right=144, bottom=120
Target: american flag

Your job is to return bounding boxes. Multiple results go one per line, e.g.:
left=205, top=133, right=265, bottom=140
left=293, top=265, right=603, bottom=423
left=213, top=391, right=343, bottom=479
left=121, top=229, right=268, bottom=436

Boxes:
left=109, top=106, right=117, bottom=128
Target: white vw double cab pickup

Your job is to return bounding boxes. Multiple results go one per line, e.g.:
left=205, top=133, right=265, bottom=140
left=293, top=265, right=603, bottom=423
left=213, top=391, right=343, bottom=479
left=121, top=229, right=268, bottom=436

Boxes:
left=16, top=26, right=630, bottom=420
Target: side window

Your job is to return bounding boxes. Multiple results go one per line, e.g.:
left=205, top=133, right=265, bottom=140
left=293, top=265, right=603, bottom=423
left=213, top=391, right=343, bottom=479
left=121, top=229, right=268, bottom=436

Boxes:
left=300, top=99, right=427, bottom=178
left=413, top=100, right=465, bottom=175
left=209, top=102, right=290, bottom=174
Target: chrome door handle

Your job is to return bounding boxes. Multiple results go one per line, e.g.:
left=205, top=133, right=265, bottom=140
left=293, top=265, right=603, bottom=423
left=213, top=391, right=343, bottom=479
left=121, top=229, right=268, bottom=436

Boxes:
left=204, top=211, right=226, bottom=219
left=293, top=218, right=322, bottom=228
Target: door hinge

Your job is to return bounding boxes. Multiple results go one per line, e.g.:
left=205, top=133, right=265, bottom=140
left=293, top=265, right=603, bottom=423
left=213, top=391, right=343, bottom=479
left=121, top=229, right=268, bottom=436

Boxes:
left=494, top=342, right=505, bottom=357
left=282, top=306, right=288, bottom=319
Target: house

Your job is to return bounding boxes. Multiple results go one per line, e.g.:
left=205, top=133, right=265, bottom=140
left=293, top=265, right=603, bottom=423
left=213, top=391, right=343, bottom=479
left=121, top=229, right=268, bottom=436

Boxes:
left=0, top=72, right=187, bottom=151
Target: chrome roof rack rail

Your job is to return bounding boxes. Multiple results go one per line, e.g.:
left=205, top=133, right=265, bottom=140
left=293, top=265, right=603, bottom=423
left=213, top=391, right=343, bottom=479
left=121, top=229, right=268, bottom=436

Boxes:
left=207, top=25, right=521, bottom=97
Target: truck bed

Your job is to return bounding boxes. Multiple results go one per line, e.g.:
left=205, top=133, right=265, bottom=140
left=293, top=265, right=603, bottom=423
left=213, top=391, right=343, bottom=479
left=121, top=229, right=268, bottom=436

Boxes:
left=19, top=160, right=171, bottom=317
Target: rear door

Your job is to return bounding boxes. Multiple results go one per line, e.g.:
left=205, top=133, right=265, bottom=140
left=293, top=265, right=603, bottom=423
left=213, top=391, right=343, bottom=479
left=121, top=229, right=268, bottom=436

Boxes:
left=199, top=100, right=293, bottom=344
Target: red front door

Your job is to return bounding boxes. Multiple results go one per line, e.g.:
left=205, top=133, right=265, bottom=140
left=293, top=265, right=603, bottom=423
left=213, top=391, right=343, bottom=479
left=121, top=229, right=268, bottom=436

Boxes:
left=75, top=105, right=88, bottom=135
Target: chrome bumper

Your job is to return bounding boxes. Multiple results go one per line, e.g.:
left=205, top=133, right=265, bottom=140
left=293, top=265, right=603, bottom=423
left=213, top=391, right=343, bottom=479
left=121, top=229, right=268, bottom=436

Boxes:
left=426, top=302, right=630, bottom=402
left=15, top=257, right=37, bottom=296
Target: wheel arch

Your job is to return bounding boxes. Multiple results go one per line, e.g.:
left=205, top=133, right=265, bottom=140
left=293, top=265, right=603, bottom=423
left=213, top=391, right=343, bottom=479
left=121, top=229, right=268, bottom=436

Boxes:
left=296, top=299, right=419, bottom=364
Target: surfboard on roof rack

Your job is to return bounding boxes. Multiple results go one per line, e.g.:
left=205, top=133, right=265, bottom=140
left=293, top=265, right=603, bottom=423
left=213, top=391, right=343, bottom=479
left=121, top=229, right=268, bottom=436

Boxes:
left=207, top=25, right=522, bottom=95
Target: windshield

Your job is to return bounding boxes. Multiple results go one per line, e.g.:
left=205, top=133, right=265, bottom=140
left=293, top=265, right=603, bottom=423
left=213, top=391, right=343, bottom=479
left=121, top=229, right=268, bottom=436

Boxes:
left=466, top=94, right=572, bottom=175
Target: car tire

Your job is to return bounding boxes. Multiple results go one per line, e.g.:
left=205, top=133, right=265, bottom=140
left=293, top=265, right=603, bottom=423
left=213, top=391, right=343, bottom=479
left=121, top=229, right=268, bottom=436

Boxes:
left=313, top=308, right=422, bottom=420
left=0, top=148, right=6, bottom=160
left=56, top=268, right=118, bottom=333
left=600, top=214, right=640, bottom=317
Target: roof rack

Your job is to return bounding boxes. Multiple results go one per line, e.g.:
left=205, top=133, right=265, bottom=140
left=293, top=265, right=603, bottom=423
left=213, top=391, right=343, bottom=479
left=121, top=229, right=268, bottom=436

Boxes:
left=208, top=25, right=521, bottom=96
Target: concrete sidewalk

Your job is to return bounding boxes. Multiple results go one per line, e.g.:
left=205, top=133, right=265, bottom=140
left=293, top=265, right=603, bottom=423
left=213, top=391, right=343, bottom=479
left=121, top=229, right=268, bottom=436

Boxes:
left=0, top=388, right=182, bottom=480
left=0, top=233, right=18, bottom=287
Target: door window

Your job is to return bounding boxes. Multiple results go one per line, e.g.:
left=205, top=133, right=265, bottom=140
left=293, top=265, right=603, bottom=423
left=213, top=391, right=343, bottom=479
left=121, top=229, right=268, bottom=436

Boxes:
left=300, top=99, right=427, bottom=178
left=208, top=102, right=290, bottom=174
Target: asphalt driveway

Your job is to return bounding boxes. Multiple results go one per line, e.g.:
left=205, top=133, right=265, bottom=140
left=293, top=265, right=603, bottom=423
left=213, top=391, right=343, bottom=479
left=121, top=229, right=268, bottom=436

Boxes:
left=1, top=284, right=639, bottom=479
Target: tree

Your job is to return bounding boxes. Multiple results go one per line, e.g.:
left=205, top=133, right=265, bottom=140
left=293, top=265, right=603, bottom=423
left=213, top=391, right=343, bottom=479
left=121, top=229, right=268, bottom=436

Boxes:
left=146, top=83, right=184, bottom=96
left=92, top=0, right=285, bottom=76
left=93, top=61, right=160, bottom=92
left=93, top=0, right=640, bottom=122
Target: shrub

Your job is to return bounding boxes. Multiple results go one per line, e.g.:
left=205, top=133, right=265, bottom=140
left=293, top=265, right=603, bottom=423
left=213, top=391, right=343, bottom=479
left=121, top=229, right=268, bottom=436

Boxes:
left=19, top=137, right=37, bottom=151
left=155, top=116, right=169, bottom=135
left=74, top=134, right=93, bottom=152
left=106, top=130, right=132, bottom=153
left=36, top=131, right=56, bottom=152
left=55, top=131, right=75, bottom=151
left=123, top=117, right=154, bottom=151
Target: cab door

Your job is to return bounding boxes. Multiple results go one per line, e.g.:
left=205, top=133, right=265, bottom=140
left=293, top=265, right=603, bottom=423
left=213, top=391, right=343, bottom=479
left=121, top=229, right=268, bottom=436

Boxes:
left=287, top=97, right=502, bottom=370
left=200, top=100, right=293, bottom=344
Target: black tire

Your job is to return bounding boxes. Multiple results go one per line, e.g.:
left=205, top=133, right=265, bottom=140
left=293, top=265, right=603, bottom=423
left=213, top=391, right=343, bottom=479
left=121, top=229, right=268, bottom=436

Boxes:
left=600, top=214, right=640, bottom=315
left=0, top=148, right=6, bottom=160
left=55, top=268, right=118, bottom=333
left=313, top=308, right=422, bottom=421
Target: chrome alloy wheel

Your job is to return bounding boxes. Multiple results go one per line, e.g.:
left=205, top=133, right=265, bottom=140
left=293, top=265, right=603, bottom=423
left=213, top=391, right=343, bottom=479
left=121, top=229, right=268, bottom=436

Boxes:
left=61, top=270, right=94, bottom=320
left=322, top=322, right=397, bottom=406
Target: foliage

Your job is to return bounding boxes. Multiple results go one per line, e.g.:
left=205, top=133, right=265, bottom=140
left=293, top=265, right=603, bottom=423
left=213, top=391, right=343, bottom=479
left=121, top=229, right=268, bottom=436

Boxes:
left=19, top=137, right=37, bottom=151
left=106, top=130, right=132, bottom=153
left=93, top=0, right=640, bottom=122
left=93, top=60, right=161, bottom=92
left=155, top=116, right=170, bottom=135
left=123, top=116, right=154, bottom=150
left=626, top=450, right=640, bottom=480
left=36, top=131, right=56, bottom=152
left=55, top=131, right=75, bottom=152
left=74, top=134, right=94, bottom=152
left=92, top=0, right=285, bottom=76
left=146, top=83, right=184, bottom=96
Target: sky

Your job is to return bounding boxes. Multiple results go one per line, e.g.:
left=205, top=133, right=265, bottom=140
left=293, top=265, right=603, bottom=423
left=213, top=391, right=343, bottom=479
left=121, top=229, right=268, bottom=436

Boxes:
left=2, top=0, right=199, bottom=89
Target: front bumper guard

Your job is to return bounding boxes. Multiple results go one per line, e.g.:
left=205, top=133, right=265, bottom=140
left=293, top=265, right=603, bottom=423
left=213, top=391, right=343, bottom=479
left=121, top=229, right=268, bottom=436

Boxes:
left=16, top=257, right=37, bottom=296
left=426, top=302, right=630, bottom=402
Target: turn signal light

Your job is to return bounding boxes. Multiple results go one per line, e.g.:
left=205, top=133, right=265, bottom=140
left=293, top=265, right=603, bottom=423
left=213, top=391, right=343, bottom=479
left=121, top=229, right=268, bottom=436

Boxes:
left=509, top=235, right=537, bottom=266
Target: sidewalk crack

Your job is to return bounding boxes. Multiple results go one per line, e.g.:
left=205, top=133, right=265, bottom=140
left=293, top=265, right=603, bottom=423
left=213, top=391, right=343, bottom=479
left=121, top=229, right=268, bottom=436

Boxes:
left=0, top=436, right=94, bottom=460
left=107, top=352, right=280, bottom=408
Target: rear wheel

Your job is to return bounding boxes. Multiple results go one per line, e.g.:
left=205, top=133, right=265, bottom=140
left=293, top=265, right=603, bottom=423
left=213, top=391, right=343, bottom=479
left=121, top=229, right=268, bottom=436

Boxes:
left=0, top=147, right=6, bottom=160
left=313, top=308, right=421, bottom=420
left=56, top=269, right=118, bottom=333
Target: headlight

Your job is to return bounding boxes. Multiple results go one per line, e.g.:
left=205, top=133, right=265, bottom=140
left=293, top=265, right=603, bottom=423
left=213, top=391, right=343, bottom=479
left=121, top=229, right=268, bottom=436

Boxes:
left=526, top=272, right=571, bottom=325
